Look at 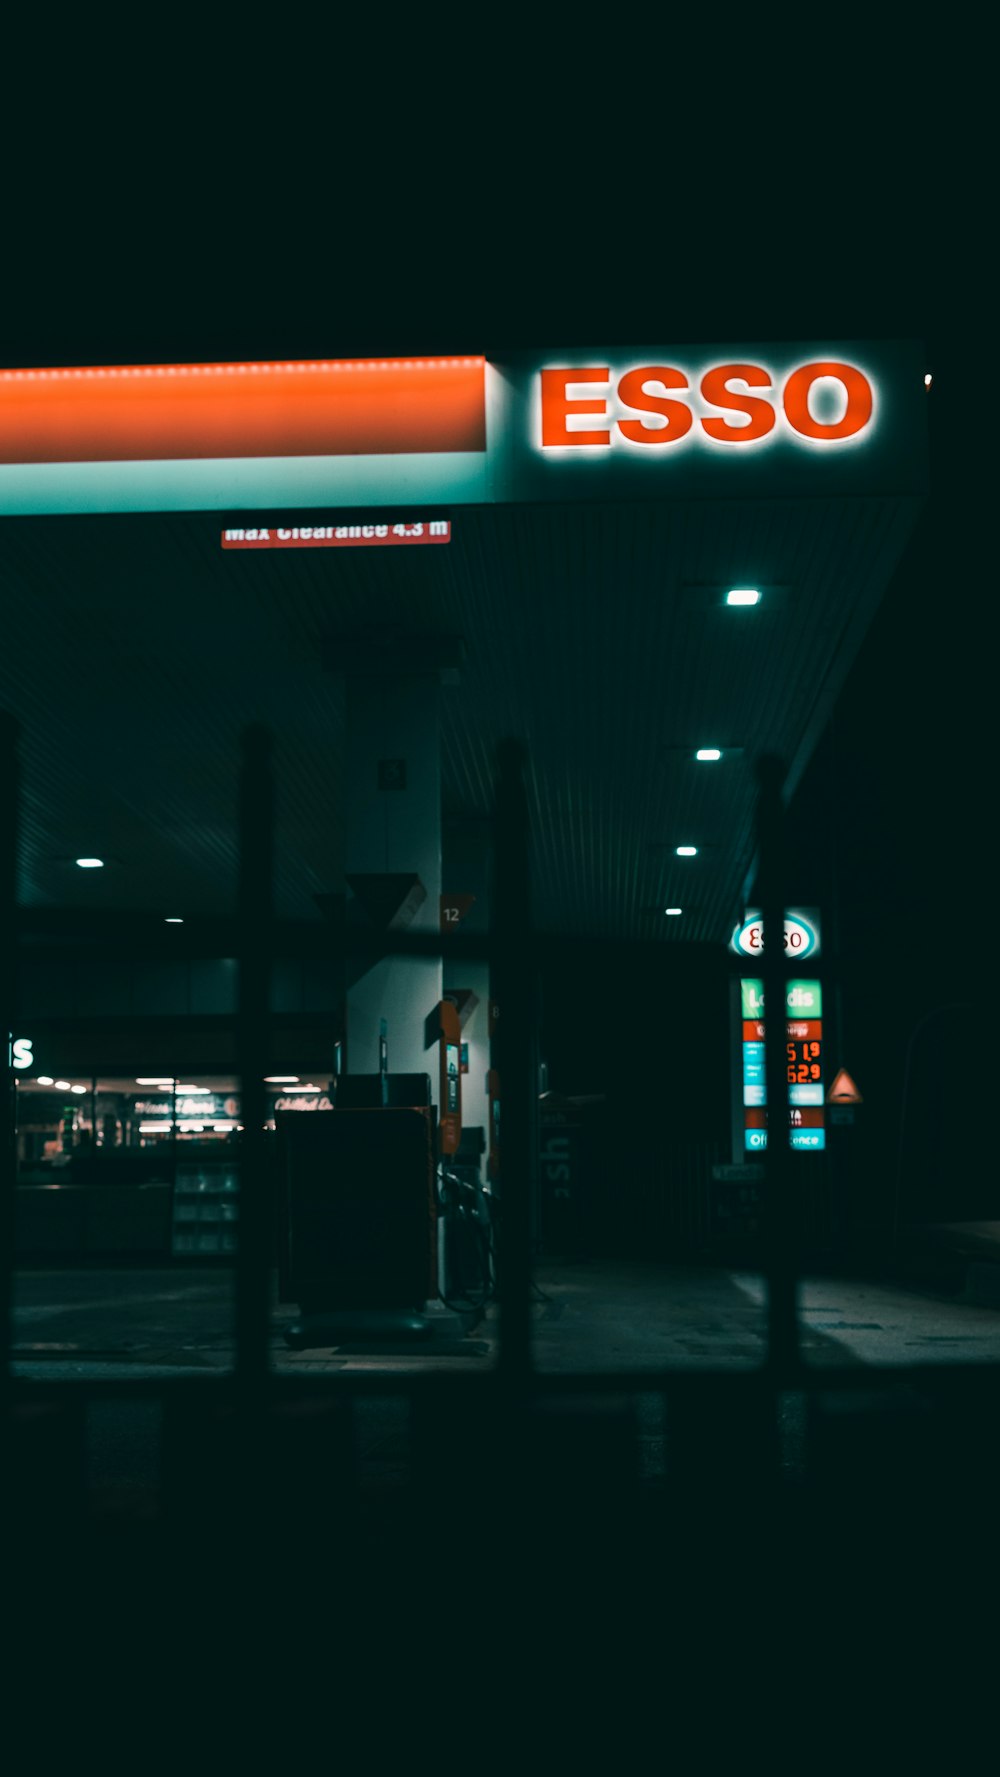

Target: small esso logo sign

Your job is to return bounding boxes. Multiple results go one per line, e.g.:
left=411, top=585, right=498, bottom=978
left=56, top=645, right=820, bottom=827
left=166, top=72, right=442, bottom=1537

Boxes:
left=539, top=362, right=874, bottom=448
left=732, top=914, right=819, bottom=960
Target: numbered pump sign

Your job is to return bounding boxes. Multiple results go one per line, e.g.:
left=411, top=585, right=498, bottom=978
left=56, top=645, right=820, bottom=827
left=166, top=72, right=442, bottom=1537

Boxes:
left=734, top=909, right=825, bottom=1154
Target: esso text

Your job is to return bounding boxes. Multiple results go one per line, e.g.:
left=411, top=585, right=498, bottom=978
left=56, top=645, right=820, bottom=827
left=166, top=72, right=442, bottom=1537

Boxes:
left=539, top=362, right=874, bottom=448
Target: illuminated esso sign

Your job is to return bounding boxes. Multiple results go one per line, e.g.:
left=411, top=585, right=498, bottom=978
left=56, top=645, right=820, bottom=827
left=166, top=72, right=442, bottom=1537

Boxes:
left=732, top=912, right=820, bottom=960
left=539, top=362, right=874, bottom=449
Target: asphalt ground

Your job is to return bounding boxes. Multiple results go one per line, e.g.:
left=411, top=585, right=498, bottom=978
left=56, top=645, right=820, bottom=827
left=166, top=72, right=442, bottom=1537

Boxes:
left=10, top=1262, right=1000, bottom=1749
left=12, top=1258, right=1000, bottom=1377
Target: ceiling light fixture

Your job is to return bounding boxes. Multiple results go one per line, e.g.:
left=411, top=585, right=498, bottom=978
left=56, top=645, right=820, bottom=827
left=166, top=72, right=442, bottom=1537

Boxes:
left=664, top=907, right=683, bottom=916
left=165, top=916, right=184, bottom=924
left=695, top=748, right=722, bottom=762
left=71, top=1084, right=87, bottom=1095
left=75, top=857, right=105, bottom=869
left=264, top=1076, right=300, bottom=1084
left=136, top=1078, right=175, bottom=1087
left=36, top=1075, right=54, bottom=1086
left=726, top=588, right=760, bottom=606
left=54, top=1080, right=71, bottom=1091
left=676, top=846, right=698, bottom=857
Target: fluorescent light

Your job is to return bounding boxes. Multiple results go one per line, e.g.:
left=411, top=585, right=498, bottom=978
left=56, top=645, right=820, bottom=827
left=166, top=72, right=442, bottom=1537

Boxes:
left=36, top=1075, right=54, bottom=1086
left=136, top=1078, right=175, bottom=1087
left=664, top=907, right=683, bottom=916
left=165, top=916, right=184, bottom=924
left=54, top=1080, right=71, bottom=1091
left=726, top=588, right=760, bottom=606
left=676, top=846, right=698, bottom=857
left=695, top=748, right=722, bottom=761
left=75, top=856, right=105, bottom=869
left=264, top=1075, right=299, bottom=1084
left=175, top=1085, right=210, bottom=1094
left=281, top=1083, right=321, bottom=1093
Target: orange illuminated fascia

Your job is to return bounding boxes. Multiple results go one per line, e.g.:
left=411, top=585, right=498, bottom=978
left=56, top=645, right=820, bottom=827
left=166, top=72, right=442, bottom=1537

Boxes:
left=0, top=357, right=487, bottom=464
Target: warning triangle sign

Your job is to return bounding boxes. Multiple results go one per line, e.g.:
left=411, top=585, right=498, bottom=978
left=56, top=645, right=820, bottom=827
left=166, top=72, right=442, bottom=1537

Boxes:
left=827, top=1068, right=863, bottom=1104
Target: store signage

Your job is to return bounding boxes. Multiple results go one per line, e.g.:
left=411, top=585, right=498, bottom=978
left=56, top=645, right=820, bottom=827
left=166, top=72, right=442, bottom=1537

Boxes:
left=1, top=341, right=925, bottom=515
left=539, top=362, right=874, bottom=450
left=738, top=974, right=826, bottom=1153
left=746, top=1128, right=826, bottom=1152
left=732, top=909, right=821, bottom=960
left=222, top=520, right=451, bottom=549
left=741, top=979, right=824, bottom=1019
left=11, top=1036, right=34, bottom=1069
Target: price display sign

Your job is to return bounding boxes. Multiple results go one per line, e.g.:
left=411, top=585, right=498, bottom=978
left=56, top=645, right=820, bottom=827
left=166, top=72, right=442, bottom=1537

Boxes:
left=740, top=968, right=826, bottom=1152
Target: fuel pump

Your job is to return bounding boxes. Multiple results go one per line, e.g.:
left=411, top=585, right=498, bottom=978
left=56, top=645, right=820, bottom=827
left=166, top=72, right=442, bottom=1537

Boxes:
left=435, top=997, right=495, bottom=1309
left=437, top=999, right=462, bottom=1158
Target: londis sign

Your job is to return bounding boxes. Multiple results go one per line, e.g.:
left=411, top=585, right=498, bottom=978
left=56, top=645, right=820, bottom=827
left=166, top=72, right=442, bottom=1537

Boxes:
left=538, top=361, right=874, bottom=451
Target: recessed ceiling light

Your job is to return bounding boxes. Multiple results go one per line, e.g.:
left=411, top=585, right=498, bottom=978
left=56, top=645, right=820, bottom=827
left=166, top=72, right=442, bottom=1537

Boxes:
left=165, top=916, right=184, bottom=924
left=264, top=1076, right=300, bottom=1084
left=136, top=1078, right=175, bottom=1087
left=71, top=1084, right=87, bottom=1095
left=36, top=1075, right=54, bottom=1086
left=695, top=748, right=722, bottom=762
left=664, top=907, right=683, bottom=916
left=75, top=857, right=105, bottom=869
left=676, top=846, right=698, bottom=857
left=726, top=589, right=760, bottom=606
left=54, top=1080, right=71, bottom=1090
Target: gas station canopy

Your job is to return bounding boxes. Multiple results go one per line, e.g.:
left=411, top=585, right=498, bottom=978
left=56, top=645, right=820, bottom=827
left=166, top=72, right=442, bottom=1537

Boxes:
left=0, top=343, right=926, bottom=943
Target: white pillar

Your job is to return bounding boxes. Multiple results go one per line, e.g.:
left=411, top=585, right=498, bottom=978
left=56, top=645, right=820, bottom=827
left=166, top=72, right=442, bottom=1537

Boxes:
left=441, top=820, right=493, bottom=1157
left=344, top=674, right=442, bottom=1097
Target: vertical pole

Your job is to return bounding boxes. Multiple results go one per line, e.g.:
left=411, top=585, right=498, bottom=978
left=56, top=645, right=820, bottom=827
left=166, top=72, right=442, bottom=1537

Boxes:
left=0, top=714, right=19, bottom=1391
left=756, top=754, right=800, bottom=1380
left=492, top=739, right=534, bottom=1392
left=236, top=725, right=274, bottom=1401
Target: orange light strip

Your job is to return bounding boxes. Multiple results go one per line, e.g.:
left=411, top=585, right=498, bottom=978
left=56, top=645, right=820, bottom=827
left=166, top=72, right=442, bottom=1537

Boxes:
left=0, top=357, right=487, bottom=465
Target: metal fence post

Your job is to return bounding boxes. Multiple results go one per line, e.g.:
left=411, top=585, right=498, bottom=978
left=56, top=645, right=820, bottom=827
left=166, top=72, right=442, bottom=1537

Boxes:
left=756, top=754, right=800, bottom=1380
left=492, top=739, right=535, bottom=1394
left=0, top=714, right=18, bottom=1394
left=236, top=725, right=274, bottom=1401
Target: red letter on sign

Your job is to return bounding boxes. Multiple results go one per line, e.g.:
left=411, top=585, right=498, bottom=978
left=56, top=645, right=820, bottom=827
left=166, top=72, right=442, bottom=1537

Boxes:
left=540, top=369, right=611, bottom=446
left=700, top=364, right=776, bottom=442
left=616, top=367, right=693, bottom=444
left=783, top=362, right=873, bottom=440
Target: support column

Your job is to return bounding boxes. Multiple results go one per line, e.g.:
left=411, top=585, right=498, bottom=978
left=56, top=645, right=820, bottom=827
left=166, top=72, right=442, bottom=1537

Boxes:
left=344, top=673, right=443, bottom=1095
left=442, top=818, right=492, bottom=1154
